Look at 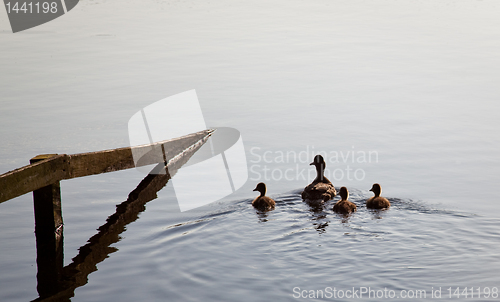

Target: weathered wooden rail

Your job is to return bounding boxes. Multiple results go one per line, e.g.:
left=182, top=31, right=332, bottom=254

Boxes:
left=0, top=129, right=214, bottom=301
left=0, top=129, right=214, bottom=203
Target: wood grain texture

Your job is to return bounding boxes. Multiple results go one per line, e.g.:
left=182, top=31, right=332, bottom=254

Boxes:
left=0, top=129, right=214, bottom=203
left=0, top=155, right=68, bottom=203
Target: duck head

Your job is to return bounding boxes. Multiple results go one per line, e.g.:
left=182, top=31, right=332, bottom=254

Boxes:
left=310, top=154, right=326, bottom=167
left=253, top=182, right=267, bottom=197
left=310, top=154, right=326, bottom=180
left=369, top=183, right=382, bottom=197
left=339, top=186, right=349, bottom=200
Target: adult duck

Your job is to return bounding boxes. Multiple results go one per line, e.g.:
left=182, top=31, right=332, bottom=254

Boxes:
left=301, top=155, right=336, bottom=202
left=252, top=182, right=275, bottom=211
left=333, top=187, right=357, bottom=214
left=366, top=183, right=391, bottom=209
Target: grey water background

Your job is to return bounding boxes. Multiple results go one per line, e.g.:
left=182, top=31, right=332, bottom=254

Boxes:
left=1, top=0, right=499, bottom=301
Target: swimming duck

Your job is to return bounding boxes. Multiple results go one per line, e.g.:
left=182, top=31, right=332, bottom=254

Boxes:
left=333, top=187, right=357, bottom=214
left=301, top=155, right=336, bottom=202
left=366, top=183, right=391, bottom=209
left=252, top=182, right=276, bottom=211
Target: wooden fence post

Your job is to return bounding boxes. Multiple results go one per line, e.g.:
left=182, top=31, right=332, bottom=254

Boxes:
left=30, top=154, right=64, bottom=298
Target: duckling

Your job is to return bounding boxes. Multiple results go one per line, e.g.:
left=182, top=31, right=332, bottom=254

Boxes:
left=252, top=182, right=275, bottom=211
left=333, top=187, right=357, bottom=214
left=301, top=155, right=336, bottom=202
left=366, top=183, right=390, bottom=209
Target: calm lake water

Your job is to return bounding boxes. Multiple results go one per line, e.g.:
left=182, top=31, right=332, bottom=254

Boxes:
left=1, top=0, right=499, bottom=301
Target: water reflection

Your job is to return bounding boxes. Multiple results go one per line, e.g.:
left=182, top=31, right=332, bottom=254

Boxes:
left=312, top=221, right=329, bottom=234
left=304, top=199, right=326, bottom=212
left=368, top=209, right=388, bottom=220
left=338, top=213, right=353, bottom=224
left=305, top=201, right=330, bottom=234
left=256, top=210, right=269, bottom=223
left=32, top=138, right=207, bottom=301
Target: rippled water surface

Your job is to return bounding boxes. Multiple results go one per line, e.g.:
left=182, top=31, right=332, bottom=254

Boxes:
left=69, top=184, right=500, bottom=301
left=1, top=0, right=500, bottom=301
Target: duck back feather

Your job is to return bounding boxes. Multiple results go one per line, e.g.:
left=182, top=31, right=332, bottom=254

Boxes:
left=252, top=196, right=275, bottom=211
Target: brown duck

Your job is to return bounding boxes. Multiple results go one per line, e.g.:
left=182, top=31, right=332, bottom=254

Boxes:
left=366, top=183, right=391, bottom=209
left=301, top=155, right=337, bottom=202
left=333, top=187, right=357, bottom=214
left=252, top=182, right=275, bottom=211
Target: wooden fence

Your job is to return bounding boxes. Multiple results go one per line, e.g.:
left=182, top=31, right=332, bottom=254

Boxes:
left=0, top=129, right=214, bottom=301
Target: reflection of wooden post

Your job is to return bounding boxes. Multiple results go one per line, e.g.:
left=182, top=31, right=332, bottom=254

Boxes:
left=30, top=154, right=64, bottom=298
